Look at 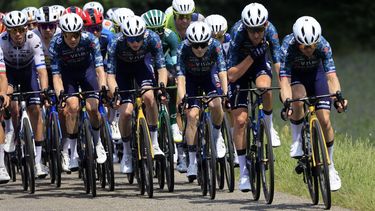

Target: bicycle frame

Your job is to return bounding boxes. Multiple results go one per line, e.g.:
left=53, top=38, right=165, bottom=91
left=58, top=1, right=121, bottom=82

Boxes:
left=135, top=96, right=154, bottom=160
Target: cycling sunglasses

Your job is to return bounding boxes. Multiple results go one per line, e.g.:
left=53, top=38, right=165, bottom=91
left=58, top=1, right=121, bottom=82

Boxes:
left=126, top=35, right=144, bottom=43
left=39, top=22, right=57, bottom=30
left=85, top=24, right=102, bottom=33
left=8, top=26, right=27, bottom=34
left=175, top=13, right=192, bottom=20
left=191, top=42, right=209, bottom=49
left=63, top=31, right=81, bottom=39
left=301, top=43, right=317, bottom=50
left=246, top=26, right=266, bottom=33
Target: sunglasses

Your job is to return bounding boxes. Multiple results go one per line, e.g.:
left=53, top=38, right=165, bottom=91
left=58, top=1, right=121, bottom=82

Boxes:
left=246, top=26, right=266, bottom=33
left=85, top=24, right=102, bottom=33
left=63, top=32, right=81, bottom=39
left=301, top=43, right=317, bottom=50
left=27, top=22, right=37, bottom=30
left=191, top=42, right=208, bottom=49
left=39, top=22, right=57, bottom=30
left=151, top=27, right=164, bottom=36
left=175, top=13, right=192, bottom=20
left=126, top=35, right=144, bottom=43
left=8, top=26, right=27, bottom=34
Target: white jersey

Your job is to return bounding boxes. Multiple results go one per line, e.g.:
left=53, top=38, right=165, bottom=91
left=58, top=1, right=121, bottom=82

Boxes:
left=0, top=30, right=46, bottom=70
left=32, top=27, right=61, bottom=58
left=0, top=47, right=5, bottom=74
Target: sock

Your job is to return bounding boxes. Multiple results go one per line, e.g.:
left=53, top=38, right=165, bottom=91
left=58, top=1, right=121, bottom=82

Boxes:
left=35, top=146, right=42, bottom=165
left=328, top=145, right=334, bottom=168
left=4, top=119, right=13, bottom=132
left=122, top=137, right=132, bottom=155
left=176, top=143, right=185, bottom=162
left=63, top=138, right=70, bottom=154
left=264, top=110, right=273, bottom=129
left=290, top=121, right=303, bottom=144
left=238, top=154, right=248, bottom=177
left=149, top=125, right=158, bottom=146
left=68, top=138, right=78, bottom=159
left=0, top=144, right=5, bottom=167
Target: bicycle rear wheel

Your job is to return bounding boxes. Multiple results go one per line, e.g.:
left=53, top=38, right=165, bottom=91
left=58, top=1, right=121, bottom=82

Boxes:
left=247, top=120, right=260, bottom=200
left=205, top=117, right=216, bottom=200
left=83, top=119, right=96, bottom=197
left=197, top=125, right=208, bottom=196
left=301, top=125, right=319, bottom=205
left=259, top=118, right=274, bottom=204
left=222, top=113, right=234, bottom=192
left=101, top=121, right=115, bottom=191
left=23, top=119, right=35, bottom=194
left=311, top=119, right=331, bottom=209
left=139, top=117, right=153, bottom=198
left=51, top=113, right=62, bottom=188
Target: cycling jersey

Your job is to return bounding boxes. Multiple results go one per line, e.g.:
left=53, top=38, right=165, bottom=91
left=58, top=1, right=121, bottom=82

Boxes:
left=229, top=20, right=281, bottom=66
left=33, top=27, right=62, bottom=68
left=162, top=28, right=179, bottom=70
left=0, top=47, right=5, bottom=74
left=165, top=12, right=203, bottom=42
left=49, top=31, right=103, bottom=75
left=102, top=19, right=116, bottom=34
left=176, top=39, right=226, bottom=77
left=99, top=28, right=114, bottom=60
left=279, top=34, right=336, bottom=77
left=221, top=33, right=231, bottom=62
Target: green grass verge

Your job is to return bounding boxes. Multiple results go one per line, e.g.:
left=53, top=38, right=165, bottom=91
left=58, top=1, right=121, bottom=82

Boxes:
left=273, top=124, right=375, bottom=210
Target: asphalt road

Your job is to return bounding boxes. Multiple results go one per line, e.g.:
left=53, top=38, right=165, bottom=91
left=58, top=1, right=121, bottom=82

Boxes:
left=0, top=164, right=350, bottom=211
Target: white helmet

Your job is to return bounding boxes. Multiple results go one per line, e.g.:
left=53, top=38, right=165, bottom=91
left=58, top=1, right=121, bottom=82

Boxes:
left=59, top=13, right=83, bottom=32
left=186, top=21, right=212, bottom=43
left=106, top=8, right=118, bottom=21
left=293, top=16, right=322, bottom=45
left=172, top=0, right=195, bottom=15
left=241, top=3, right=268, bottom=27
left=120, top=15, right=146, bottom=37
left=205, top=14, right=227, bottom=35
left=83, top=1, right=104, bottom=14
left=113, top=8, right=135, bottom=26
left=21, top=7, right=38, bottom=23
left=36, top=6, right=59, bottom=23
left=3, top=11, right=28, bottom=28
left=51, top=5, right=65, bottom=18
left=165, top=6, right=173, bottom=16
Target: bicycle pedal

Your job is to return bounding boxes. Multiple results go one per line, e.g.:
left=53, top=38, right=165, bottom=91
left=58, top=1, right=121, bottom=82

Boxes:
left=295, top=164, right=304, bottom=174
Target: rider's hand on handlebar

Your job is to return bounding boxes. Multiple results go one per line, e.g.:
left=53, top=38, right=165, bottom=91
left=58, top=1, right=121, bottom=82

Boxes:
left=281, top=98, right=293, bottom=121
left=334, top=99, right=348, bottom=113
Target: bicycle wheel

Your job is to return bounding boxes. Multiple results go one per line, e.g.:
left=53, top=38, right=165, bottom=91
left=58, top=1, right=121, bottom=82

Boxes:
left=83, top=119, right=96, bottom=197
left=23, top=119, right=35, bottom=194
left=222, top=114, right=234, bottom=192
left=247, top=120, right=260, bottom=200
left=101, top=121, right=115, bottom=191
left=301, top=125, right=319, bottom=205
left=259, top=118, right=274, bottom=204
left=205, top=117, right=216, bottom=200
left=197, top=125, right=208, bottom=196
left=216, top=158, right=225, bottom=190
left=139, top=117, right=153, bottom=198
left=51, top=113, right=62, bottom=187
left=5, top=152, right=16, bottom=182
left=159, top=111, right=175, bottom=192
left=311, top=119, right=331, bottom=209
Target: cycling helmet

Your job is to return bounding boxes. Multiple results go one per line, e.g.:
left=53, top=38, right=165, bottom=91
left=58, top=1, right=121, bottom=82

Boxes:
left=172, top=0, right=195, bottom=15
left=102, top=19, right=115, bottom=33
left=205, top=14, right=227, bottom=35
left=21, top=7, right=38, bottom=23
left=141, top=10, right=166, bottom=28
left=35, top=6, right=59, bottom=23
left=164, top=6, right=173, bottom=16
left=82, top=8, right=103, bottom=26
left=83, top=1, right=104, bottom=14
left=293, top=16, right=321, bottom=45
left=120, top=15, right=146, bottom=37
left=51, top=5, right=65, bottom=18
left=3, top=11, right=28, bottom=28
left=113, top=8, right=134, bottom=26
left=59, top=13, right=83, bottom=32
left=0, top=12, right=5, bottom=21
left=241, top=3, right=268, bottom=28
left=106, top=8, right=118, bottom=21
left=0, top=18, right=5, bottom=33
left=186, top=21, right=211, bottom=43
left=64, top=6, right=83, bottom=18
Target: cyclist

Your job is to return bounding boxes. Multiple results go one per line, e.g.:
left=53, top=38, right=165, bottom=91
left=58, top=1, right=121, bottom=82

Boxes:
left=112, top=8, right=135, bottom=33
left=0, top=13, right=6, bottom=34
left=0, top=46, right=11, bottom=183
left=51, top=5, right=65, bottom=18
left=176, top=21, right=227, bottom=179
left=227, top=3, right=281, bottom=191
left=1, top=11, right=49, bottom=177
left=83, top=1, right=104, bottom=14
left=21, top=7, right=38, bottom=30
left=279, top=16, right=348, bottom=191
left=49, top=13, right=107, bottom=171
left=64, top=6, right=84, bottom=17
left=106, top=15, right=168, bottom=174
left=141, top=10, right=182, bottom=143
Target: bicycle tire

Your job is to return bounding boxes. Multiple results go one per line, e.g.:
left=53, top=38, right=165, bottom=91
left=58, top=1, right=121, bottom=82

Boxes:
left=83, top=119, right=96, bottom=197
left=311, top=119, right=331, bottom=209
left=222, top=114, right=235, bottom=192
left=301, top=124, right=319, bottom=205
left=77, top=133, right=89, bottom=194
left=23, top=119, right=35, bottom=194
left=259, top=118, right=274, bottom=204
left=216, top=158, right=225, bottom=190
left=205, top=117, right=216, bottom=200
left=247, top=120, right=260, bottom=200
left=101, top=121, right=115, bottom=191
left=51, top=113, right=62, bottom=187
left=197, top=125, right=208, bottom=196
left=139, top=117, right=153, bottom=198
left=5, top=152, right=16, bottom=182
left=159, top=111, right=175, bottom=192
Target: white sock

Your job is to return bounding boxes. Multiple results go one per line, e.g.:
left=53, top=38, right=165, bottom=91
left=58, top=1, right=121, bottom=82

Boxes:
left=150, top=131, right=158, bottom=147
left=188, top=151, right=196, bottom=166
left=291, top=122, right=303, bottom=144
left=67, top=138, right=77, bottom=158
left=123, top=141, right=131, bottom=156
left=63, top=138, right=70, bottom=154
left=328, top=145, right=334, bottom=168
left=4, top=119, right=13, bottom=132
left=0, top=144, right=5, bottom=167
left=238, top=154, right=248, bottom=177
left=35, top=146, right=42, bottom=165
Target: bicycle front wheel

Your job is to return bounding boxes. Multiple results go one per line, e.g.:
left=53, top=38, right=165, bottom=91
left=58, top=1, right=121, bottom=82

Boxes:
left=311, top=119, right=331, bottom=209
left=23, top=119, right=35, bottom=194
left=83, top=119, right=96, bottom=197
left=101, top=121, right=115, bottom=191
left=222, top=113, right=234, bottom=192
left=247, top=119, right=260, bottom=201
left=205, top=117, right=216, bottom=200
left=139, top=117, right=153, bottom=198
left=259, top=118, right=274, bottom=204
left=51, top=113, right=62, bottom=188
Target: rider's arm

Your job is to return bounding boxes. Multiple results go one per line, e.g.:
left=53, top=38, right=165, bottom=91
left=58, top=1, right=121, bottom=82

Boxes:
left=177, top=75, right=186, bottom=104
left=265, top=22, right=282, bottom=85
left=326, top=72, right=341, bottom=94
left=107, top=73, right=118, bottom=97
left=227, top=57, right=253, bottom=83
left=32, top=34, right=48, bottom=90
left=90, top=34, right=106, bottom=88
left=49, top=35, right=63, bottom=96
left=279, top=35, right=294, bottom=102
left=176, top=45, right=186, bottom=103
left=0, top=48, right=7, bottom=95
left=52, top=74, right=64, bottom=97
left=215, top=41, right=228, bottom=95
left=279, top=76, right=292, bottom=103
left=152, top=34, right=168, bottom=86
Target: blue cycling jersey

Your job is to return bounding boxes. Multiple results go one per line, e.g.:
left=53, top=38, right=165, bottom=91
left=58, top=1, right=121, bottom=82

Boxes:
left=280, top=34, right=336, bottom=77
left=221, top=33, right=231, bottom=62
left=49, top=32, right=103, bottom=75
left=99, top=28, right=114, bottom=59
left=106, top=29, right=165, bottom=74
left=176, top=38, right=226, bottom=77
left=228, top=20, right=281, bottom=69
